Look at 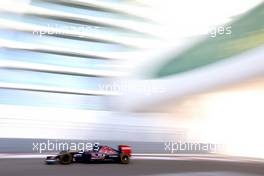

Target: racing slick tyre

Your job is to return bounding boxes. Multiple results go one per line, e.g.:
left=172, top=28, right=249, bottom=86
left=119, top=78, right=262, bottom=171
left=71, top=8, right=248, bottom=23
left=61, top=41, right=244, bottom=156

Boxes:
left=59, top=152, right=72, bottom=165
left=120, top=153, right=130, bottom=164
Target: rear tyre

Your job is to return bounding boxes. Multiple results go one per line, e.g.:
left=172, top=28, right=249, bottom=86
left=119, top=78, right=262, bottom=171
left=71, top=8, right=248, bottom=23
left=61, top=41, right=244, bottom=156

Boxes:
left=59, top=153, right=72, bottom=165
left=120, top=153, right=130, bottom=164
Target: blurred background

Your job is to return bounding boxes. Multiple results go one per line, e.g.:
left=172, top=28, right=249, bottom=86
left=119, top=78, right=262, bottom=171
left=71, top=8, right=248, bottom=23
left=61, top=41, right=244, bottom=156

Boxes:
left=0, top=0, right=264, bottom=158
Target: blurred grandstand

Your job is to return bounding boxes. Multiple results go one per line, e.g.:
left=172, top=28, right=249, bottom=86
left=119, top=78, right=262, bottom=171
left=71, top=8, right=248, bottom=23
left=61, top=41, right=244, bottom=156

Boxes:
left=0, top=0, right=186, bottom=147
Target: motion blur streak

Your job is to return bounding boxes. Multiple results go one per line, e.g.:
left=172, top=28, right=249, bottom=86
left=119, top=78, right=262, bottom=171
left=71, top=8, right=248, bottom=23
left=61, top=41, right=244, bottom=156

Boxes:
left=1, top=0, right=264, bottom=162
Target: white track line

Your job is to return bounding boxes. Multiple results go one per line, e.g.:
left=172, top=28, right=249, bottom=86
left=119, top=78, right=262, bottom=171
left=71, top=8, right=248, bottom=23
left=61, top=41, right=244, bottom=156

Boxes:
left=133, top=156, right=264, bottom=163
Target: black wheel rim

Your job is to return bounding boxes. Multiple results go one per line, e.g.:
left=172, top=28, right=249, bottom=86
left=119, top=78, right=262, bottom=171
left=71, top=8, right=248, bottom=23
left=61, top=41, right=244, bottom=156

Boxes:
left=63, top=155, right=69, bottom=162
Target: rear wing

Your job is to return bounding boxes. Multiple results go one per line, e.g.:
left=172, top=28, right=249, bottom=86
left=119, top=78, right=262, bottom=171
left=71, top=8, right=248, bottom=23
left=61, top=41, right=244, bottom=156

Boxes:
left=118, top=145, right=132, bottom=156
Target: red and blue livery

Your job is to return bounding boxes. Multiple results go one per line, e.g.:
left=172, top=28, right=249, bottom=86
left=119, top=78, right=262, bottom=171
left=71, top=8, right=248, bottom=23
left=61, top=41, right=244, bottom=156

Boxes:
left=46, top=145, right=132, bottom=164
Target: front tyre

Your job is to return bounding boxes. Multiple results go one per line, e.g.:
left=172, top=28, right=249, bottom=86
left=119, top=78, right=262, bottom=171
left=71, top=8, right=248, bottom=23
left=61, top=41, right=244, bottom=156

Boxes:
left=120, top=153, right=130, bottom=164
left=59, top=153, right=72, bottom=165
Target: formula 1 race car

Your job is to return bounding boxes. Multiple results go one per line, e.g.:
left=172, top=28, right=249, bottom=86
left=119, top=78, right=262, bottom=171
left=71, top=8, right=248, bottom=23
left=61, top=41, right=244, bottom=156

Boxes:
left=45, top=145, right=131, bottom=164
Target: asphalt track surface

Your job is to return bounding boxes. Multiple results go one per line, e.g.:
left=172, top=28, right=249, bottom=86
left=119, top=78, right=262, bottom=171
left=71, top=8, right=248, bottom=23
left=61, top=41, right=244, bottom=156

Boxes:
left=0, top=157, right=264, bottom=176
